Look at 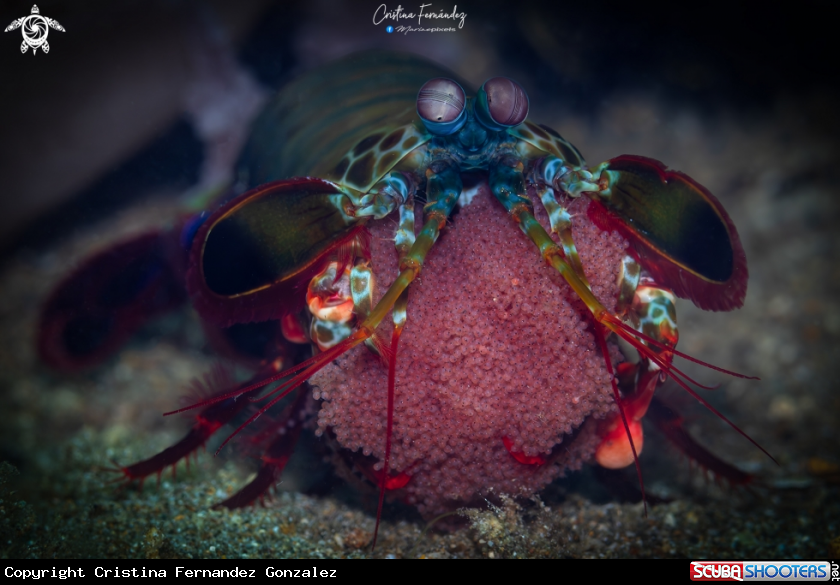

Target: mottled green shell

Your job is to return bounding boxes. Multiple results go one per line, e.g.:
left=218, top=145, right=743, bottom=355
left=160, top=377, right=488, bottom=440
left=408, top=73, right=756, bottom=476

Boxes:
left=511, top=121, right=586, bottom=168
left=238, top=52, right=465, bottom=196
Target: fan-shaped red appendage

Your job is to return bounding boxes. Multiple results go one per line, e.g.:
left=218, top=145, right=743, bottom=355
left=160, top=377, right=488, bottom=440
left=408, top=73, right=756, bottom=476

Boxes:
left=187, top=226, right=368, bottom=329
left=587, top=157, right=748, bottom=312
left=186, top=178, right=370, bottom=328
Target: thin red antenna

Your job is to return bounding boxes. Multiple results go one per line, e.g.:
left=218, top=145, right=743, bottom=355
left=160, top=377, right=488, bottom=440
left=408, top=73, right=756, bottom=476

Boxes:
left=604, top=315, right=777, bottom=466
left=593, top=323, right=648, bottom=516
left=373, top=324, right=400, bottom=550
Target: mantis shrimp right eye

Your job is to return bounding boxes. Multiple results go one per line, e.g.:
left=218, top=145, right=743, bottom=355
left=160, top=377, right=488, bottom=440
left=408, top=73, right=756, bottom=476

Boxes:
left=416, top=77, right=467, bottom=135
left=474, top=77, right=529, bottom=131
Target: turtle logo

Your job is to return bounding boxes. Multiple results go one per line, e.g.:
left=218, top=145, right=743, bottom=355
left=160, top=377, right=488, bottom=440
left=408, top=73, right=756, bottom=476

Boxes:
left=5, top=5, right=65, bottom=54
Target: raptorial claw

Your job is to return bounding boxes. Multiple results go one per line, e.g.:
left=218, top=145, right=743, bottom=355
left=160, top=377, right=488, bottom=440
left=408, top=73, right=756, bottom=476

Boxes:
left=587, top=155, right=748, bottom=312
left=186, top=178, right=369, bottom=328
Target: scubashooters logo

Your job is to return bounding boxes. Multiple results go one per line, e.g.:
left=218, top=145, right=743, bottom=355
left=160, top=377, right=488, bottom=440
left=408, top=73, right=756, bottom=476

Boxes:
left=691, top=561, right=834, bottom=581
left=374, top=4, right=466, bottom=34
left=5, top=5, right=65, bottom=54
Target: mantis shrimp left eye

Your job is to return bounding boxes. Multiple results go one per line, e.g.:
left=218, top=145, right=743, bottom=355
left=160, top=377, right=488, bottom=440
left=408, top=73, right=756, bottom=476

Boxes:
left=416, top=77, right=467, bottom=135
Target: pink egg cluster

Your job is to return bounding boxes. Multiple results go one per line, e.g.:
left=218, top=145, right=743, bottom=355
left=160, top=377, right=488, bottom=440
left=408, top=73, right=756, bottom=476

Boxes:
left=311, top=185, right=628, bottom=517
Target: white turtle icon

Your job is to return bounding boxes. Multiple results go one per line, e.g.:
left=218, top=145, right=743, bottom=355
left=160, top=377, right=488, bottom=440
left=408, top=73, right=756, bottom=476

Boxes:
left=5, top=5, right=65, bottom=54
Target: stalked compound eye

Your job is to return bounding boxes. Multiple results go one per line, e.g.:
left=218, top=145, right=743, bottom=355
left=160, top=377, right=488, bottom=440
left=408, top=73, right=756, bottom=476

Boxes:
left=474, top=77, right=529, bottom=132
left=417, top=78, right=467, bottom=135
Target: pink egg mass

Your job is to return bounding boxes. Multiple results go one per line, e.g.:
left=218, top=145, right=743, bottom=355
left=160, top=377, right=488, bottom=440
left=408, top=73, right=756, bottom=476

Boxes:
left=312, top=185, right=628, bottom=518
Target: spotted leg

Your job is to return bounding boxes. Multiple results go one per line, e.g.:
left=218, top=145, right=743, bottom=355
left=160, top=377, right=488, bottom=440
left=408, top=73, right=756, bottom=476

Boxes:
left=495, top=156, right=641, bottom=442
left=528, top=156, right=768, bottom=468
left=532, top=156, right=592, bottom=286
left=595, top=256, right=679, bottom=469
left=492, top=157, right=691, bottom=506
left=302, top=176, right=419, bottom=545
left=304, top=174, right=419, bottom=544
left=534, top=156, right=765, bottom=482
left=533, top=156, right=660, bottom=469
